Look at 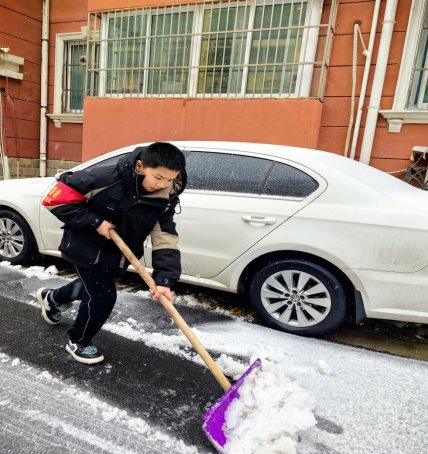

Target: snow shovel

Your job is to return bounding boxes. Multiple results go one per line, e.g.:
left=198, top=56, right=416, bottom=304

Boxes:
left=110, top=230, right=261, bottom=451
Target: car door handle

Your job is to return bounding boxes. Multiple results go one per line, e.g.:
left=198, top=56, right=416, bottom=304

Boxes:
left=242, top=215, right=277, bottom=226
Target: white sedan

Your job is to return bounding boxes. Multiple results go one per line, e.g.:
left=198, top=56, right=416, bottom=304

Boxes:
left=0, top=141, right=427, bottom=336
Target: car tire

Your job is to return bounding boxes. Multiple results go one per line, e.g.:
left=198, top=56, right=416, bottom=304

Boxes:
left=248, top=259, right=347, bottom=337
left=0, top=209, right=39, bottom=264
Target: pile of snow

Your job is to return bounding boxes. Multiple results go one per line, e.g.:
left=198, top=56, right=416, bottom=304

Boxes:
left=0, top=261, right=59, bottom=280
left=223, top=357, right=316, bottom=454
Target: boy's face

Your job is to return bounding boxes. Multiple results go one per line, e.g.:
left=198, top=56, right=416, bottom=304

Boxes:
left=135, top=160, right=179, bottom=193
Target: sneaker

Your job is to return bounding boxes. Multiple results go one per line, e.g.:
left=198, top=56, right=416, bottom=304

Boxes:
left=66, top=340, right=104, bottom=365
left=36, top=288, right=61, bottom=325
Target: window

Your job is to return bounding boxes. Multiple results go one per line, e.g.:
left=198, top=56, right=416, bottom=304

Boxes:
left=408, top=5, right=428, bottom=109
left=262, top=162, right=318, bottom=197
left=88, top=0, right=336, bottom=99
left=247, top=2, right=307, bottom=95
left=186, top=152, right=273, bottom=193
left=185, top=151, right=318, bottom=197
left=49, top=32, right=88, bottom=127
left=148, top=10, right=194, bottom=95
left=63, top=40, right=87, bottom=112
left=198, top=5, right=250, bottom=95
left=380, top=0, right=428, bottom=131
left=105, top=13, right=145, bottom=95
left=84, top=153, right=126, bottom=171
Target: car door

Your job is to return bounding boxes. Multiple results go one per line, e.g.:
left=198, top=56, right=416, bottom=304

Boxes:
left=144, top=148, right=323, bottom=279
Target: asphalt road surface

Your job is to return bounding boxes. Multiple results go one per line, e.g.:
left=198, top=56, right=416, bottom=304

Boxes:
left=0, top=265, right=233, bottom=453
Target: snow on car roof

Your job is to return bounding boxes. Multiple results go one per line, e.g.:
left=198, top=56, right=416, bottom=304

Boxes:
left=183, top=141, right=428, bottom=208
left=88, top=141, right=428, bottom=208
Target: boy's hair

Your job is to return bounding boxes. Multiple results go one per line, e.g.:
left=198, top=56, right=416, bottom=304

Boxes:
left=139, top=142, right=185, bottom=172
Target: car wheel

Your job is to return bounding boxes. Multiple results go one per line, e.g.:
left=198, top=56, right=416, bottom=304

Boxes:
left=248, top=259, right=347, bottom=336
left=0, top=209, right=38, bottom=264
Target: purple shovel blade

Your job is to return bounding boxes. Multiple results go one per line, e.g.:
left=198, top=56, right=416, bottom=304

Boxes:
left=202, top=358, right=262, bottom=452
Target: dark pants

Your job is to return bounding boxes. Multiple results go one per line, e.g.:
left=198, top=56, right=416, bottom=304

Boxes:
left=50, top=265, right=117, bottom=345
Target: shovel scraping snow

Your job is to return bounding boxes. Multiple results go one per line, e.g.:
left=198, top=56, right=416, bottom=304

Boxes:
left=110, top=230, right=261, bottom=451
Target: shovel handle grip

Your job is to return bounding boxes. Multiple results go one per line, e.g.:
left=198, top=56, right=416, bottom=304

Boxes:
left=110, top=229, right=232, bottom=391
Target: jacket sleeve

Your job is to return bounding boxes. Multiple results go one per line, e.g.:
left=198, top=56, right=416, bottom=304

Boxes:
left=42, top=171, right=104, bottom=230
left=150, top=200, right=181, bottom=288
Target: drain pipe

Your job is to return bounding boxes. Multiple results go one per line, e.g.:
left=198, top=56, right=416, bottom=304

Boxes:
left=359, top=0, right=398, bottom=165
left=343, top=22, right=359, bottom=158
left=39, top=0, right=50, bottom=177
left=349, top=0, right=381, bottom=160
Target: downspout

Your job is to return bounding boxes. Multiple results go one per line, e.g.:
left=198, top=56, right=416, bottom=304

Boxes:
left=343, top=22, right=359, bottom=158
left=39, top=0, right=50, bottom=177
left=360, top=0, right=398, bottom=164
left=359, top=0, right=398, bottom=165
left=349, top=0, right=381, bottom=160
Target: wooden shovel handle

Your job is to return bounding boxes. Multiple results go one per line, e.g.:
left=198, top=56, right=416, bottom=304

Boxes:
left=110, top=229, right=232, bottom=391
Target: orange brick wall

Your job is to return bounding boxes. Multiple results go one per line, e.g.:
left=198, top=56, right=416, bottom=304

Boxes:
left=318, top=0, right=422, bottom=173
left=0, top=1, right=42, bottom=160
left=47, top=0, right=87, bottom=162
left=82, top=98, right=323, bottom=161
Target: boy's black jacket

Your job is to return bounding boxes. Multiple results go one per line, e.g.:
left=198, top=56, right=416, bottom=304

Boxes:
left=43, top=147, right=186, bottom=287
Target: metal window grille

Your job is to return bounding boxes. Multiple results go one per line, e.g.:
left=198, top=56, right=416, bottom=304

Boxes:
left=408, top=3, right=428, bottom=109
left=87, top=0, right=338, bottom=99
left=62, top=40, right=87, bottom=112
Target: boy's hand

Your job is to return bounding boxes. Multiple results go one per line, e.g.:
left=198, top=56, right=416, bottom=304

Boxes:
left=151, top=286, right=174, bottom=304
left=96, top=220, right=116, bottom=239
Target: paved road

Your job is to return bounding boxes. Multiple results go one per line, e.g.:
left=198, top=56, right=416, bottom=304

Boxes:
left=0, top=266, right=237, bottom=453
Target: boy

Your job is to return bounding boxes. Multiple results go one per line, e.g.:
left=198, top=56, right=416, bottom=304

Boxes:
left=37, top=142, right=186, bottom=364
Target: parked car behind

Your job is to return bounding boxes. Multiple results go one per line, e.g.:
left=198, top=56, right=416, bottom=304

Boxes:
left=0, top=142, right=427, bottom=336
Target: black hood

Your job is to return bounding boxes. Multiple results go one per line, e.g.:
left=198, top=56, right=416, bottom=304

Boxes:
left=117, top=147, right=187, bottom=198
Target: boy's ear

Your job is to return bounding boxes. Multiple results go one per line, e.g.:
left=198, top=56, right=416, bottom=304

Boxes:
left=135, top=159, right=143, bottom=170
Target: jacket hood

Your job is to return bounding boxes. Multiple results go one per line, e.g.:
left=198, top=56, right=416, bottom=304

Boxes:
left=117, top=147, right=187, bottom=198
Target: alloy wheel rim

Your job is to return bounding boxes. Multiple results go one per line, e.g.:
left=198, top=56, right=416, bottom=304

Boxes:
left=0, top=218, right=24, bottom=258
left=260, top=269, right=331, bottom=328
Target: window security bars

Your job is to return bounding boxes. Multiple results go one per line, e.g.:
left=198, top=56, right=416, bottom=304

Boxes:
left=408, top=3, right=428, bottom=109
left=87, top=0, right=338, bottom=99
left=62, top=40, right=87, bottom=112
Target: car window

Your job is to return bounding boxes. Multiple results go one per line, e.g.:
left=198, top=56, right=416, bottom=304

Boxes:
left=185, top=151, right=273, bottom=194
left=262, top=162, right=319, bottom=197
left=84, top=154, right=127, bottom=171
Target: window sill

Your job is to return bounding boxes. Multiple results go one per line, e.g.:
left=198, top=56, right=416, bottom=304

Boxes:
left=47, top=113, right=83, bottom=128
left=379, top=110, right=428, bottom=132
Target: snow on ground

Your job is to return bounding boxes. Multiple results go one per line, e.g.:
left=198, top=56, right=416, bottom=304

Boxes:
left=2, top=261, right=428, bottom=454
left=106, top=317, right=428, bottom=453
left=223, top=357, right=316, bottom=454
left=0, top=351, right=199, bottom=454
left=138, top=289, right=254, bottom=321
left=0, top=261, right=60, bottom=280
left=195, top=322, right=428, bottom=454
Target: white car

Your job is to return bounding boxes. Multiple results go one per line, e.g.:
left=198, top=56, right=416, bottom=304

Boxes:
left=0, top=142, right=427, bottom=336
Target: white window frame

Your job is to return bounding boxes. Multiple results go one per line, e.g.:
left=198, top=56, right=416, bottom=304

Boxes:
left=380, top=0, right=428, bottom=132
left=95, top=0, right=323, bottom=99
left=294, top=0, right=323, bottom=97
left=191, top=0, right=322, bottom=98
left=48, top=31, right=86, bottom=128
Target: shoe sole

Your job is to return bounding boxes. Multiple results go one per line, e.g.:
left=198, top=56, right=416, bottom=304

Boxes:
left=66, top=344, right=105, bottom=365
left=36, top=288, right=61, bottom=325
